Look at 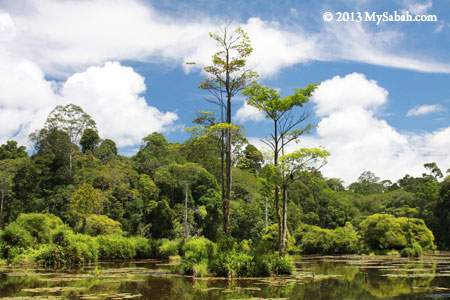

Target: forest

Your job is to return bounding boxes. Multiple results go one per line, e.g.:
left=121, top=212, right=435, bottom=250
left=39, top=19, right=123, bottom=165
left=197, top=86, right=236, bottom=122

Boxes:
left=0, top=26, right=449, bottom=278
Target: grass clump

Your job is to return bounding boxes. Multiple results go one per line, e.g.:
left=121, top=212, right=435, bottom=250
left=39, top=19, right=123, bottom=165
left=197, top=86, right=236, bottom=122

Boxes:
left=157, top=239, right=179, bottom=258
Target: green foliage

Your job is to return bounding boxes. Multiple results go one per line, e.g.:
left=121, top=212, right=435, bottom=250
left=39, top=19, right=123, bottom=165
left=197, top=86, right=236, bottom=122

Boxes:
left=192, top=260, right=210, bottom=277
left=400, top=242, right=423, bottom=257
left=0, top=140, right=27, bottom=160
left=297, top=222, right=359, bottom=255
left=0, top=223, right=33, bottom=257
left=257, top=224, right=296, bottom=254
left=182, top=237, right=217, bottom=275
left=69, top=184, right=103, bottom=218
left=33, top=228, right=99, bottom=265
left=360, top=214, right=435, bottom=252
left=269, top=253, right=295, bottom=275
left=94, top=139, right=118, bottom=162
left=85, top=214, right=123, bottom=236
left=15, top=213, right=65, bottom=244
left=80, top=128, right=100, bottom=153
left=96, top=234, right=135, bottom=259
left=157, top=239, right=179, bottom=258
left=130, top=237, right=152, bottom=259
left=209, top=251, right=255, bottom=277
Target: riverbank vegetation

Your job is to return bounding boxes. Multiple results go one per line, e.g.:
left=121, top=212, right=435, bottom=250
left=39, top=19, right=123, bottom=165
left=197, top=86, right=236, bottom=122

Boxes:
left=0, top=25, right=449, bottom=277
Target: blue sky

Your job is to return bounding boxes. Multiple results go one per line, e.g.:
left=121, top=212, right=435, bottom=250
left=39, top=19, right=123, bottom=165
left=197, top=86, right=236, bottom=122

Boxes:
left=0, top=0, right=448, bottom=184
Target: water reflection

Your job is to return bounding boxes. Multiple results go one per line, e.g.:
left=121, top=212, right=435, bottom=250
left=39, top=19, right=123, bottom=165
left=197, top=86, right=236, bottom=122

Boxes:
left=1, top=253, right=450, bottom=300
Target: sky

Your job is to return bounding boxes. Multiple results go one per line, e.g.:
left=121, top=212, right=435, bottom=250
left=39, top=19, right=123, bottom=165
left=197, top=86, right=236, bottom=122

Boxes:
left=0, top=0, right=449, bottom=185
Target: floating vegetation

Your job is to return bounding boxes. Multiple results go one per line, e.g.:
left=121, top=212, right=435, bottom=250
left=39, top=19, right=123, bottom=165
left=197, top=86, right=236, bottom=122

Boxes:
left=381, top=273, right=450, bottom=278
left=3, top=254, right=450, bottom=300
left=222, top=287, right=262, bottom=293
left=105, top=293, right=142, bottom=299
left=201, top=287, right=223, bottom=292
left=0, top=297, right=63, bottom=300
left=22, top=287, right=86, bottom=293
left=4, top=272, right=43, bottom=277
left=227, top=298, right=289, bottom=300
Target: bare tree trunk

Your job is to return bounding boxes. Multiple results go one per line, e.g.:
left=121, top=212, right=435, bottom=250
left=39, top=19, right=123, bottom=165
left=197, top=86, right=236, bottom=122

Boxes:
left=224, top=119, right=232, bottom=235
left=281, top=185, right=288, bottom=255
left=223, top=50, right=232, bottom=236
left=265, top=197, right=268, bottom=230
left=273, top=120, right=282, bottom=254
left=184, top=181, right=189, bottom=240
left=221, top=128, right=225, bottom=212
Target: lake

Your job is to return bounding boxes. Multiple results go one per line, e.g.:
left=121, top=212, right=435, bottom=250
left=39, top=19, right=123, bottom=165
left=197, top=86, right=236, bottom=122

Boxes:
left=2, top=253, right=450, bottom=299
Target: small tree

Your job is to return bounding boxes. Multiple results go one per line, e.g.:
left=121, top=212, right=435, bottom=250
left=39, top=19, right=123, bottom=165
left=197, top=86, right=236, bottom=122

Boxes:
left=243, top=82, right=319, bottom=254
left=278, top=148, right=329, bottom=253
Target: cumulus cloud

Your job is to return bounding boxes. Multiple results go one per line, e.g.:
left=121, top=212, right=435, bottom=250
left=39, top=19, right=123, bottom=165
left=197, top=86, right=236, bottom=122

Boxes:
left=0, top=60, right=178, bottom=148
left=60, top=62, right=178, bottom=147
left=406, top=104, right=445, bottom=117
left=309, top=73, right=449, bottom=184
left=1, top=0, right=449, bottom=78
left=313, top=73, right=388, bottom=116
left=235, top=101, right=266, bottom=123
left=251, top=73, right=450, bottom=185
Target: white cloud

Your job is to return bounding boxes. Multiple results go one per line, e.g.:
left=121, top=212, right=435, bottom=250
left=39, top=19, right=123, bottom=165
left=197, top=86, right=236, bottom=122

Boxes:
left=406, top=104, right=445, bottom=117
left=402, top=0, right=432, bottom=15
left=1, top=0, right=449, bottom=78
left=250, top=73, right=450, bottom=185
left=313, top=73, right=388, bottom=116
left=235, top=101, right=266, bottom=123
left=60, top=62, right=178, bottom=147
left=0, top=60, right=178, bottom=148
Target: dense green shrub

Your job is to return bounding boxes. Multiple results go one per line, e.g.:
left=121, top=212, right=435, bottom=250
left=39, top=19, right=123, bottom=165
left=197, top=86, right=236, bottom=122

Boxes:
left=209, top=251, right=256, bottom=277
left=224, top=252, right=255, bottom=277
left=157, top=239, right=179, bottom=258
left=360, top=214, right=435, bottom=252
left=182, top=237, right=217, bottom=260
left=131, top=237, right=152, bottom=259
left=15, top=213, right=64, bottom=244
left=192, top=260, right=210, bottom=277
left=253, top=255, right=271, bottom=277
left=35, top=228, right=99, bottom=265
left=1, top=222, right=33, bottom=249
left=256, top=224, right=296, bottom=254
left=400, top=242, right=423, bottom=257
left=208, top=250, right=274, bottom=278
left=96, top=234, right=135, bottom=259
left=270, top=253, right=294, bottom=275
left=298, top=222, right=359, bottom=255
left=85, top=214, right=123, bottom=236
left=182, top=237, right=217, bottom=275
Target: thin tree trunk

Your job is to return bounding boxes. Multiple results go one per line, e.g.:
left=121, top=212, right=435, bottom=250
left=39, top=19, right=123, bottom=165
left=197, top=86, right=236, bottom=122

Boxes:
left=223, top=49, right=232, bottom=236
left=281, top=185, right=288, bottom=255
left=224, top=114, right=232, bottom=235
left=184, top=181, right=189, bottom=240
left=273, top=120, right=282, bottom=254
left=265, top=197, right=268, bottom=230
left=221, top=128, right=225, bottom=210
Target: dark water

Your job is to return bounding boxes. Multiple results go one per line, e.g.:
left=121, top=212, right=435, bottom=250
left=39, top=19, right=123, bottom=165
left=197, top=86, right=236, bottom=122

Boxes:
left=2, top=253, right=450, bottom=300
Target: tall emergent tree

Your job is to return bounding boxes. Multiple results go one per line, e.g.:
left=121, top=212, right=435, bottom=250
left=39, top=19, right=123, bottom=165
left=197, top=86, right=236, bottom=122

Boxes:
left=243, top=82, right=326, bottom=254
left=199, top=24, right=258, bottom=235
left=30, top=104, right=97, bottom=178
